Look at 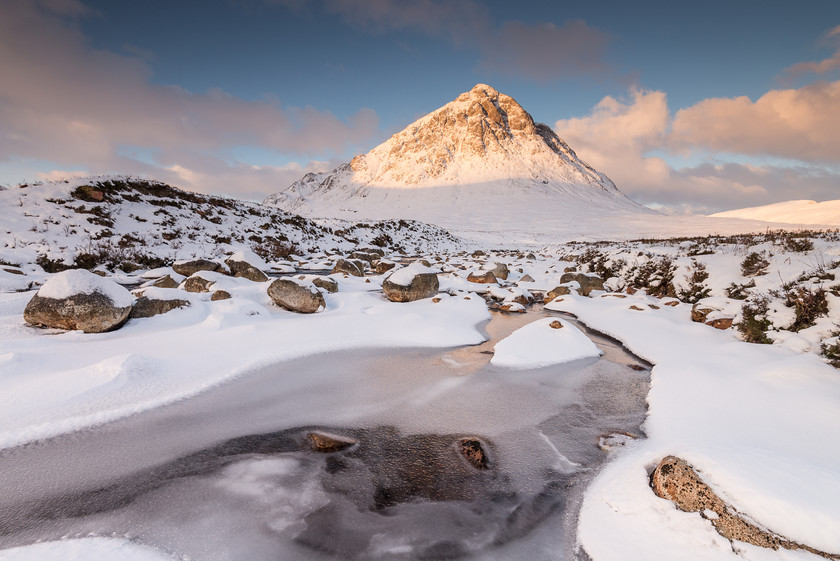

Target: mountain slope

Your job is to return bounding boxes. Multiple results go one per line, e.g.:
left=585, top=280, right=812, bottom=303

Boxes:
left=264, top=85, right=655, bottom=238
left=710, top=200, right=840, bottom=226
left=0, top=176, right=462, bottom=270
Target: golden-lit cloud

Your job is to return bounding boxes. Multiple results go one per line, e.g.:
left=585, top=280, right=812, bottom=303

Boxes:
left=554, top=86, right=840, bottom=214
left=670, top=80, right=840, bottom=162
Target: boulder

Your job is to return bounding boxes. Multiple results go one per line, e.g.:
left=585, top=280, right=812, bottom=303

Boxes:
left=519, top=274, right=535, bottom=282
left=211, top=290, right=232, bottom=301
left=151, top=275, right=179, bottom=289
left=331, top=258, right=364, bottom=277
left=267, top=278, right=326, bottom=313
left=183, top=274, right=215, bottom=293
left=544, top=285, right=571, bottom=303
left=225, top=251, right=269, bottom=282
left=350, top=251, right=378, bottom=264
left=23, top=269, right=134, bottom=333
left=172, top=259, right=220, bottom=277
left=706, top=317, right=734, bottom=330
left=236, top=265, right=269, bottom=282
left=382, top=264, right=439, bottom=302
left=491, top=263, right=509, bottom=280
left=499, top=302, right=526, bottom=313
left=312, top=277, right=338, bottom=294
left=358, top=246, right=385, bottom=257
left=559, top=272, right=604, bottom=296
left=650, top=456, right=835, bottom=557
left=467, top=270, right=497, bottom=284
left=129, top=296, right=190, bottom=319
left=458, top=438, right=490, bottom=470
left=374, top=260, right=396, bottom=274
left=307, top=432, right=356, bottom=452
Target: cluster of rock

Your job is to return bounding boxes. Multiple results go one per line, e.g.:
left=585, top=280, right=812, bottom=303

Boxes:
left=22, top=246, right=450, bottom=332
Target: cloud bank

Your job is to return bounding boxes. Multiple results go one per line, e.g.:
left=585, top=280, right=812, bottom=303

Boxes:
left=0, top=0, right=378, bottom=198
left=554, top=83, right=840, bottom=214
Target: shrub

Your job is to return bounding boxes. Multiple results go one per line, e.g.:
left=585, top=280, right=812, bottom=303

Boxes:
left=821, top=331, right=840, bottom=368
left=741, top=252, right=769, bottom=277
left=738, top=297, right=772, bottom=344
left=629, top=256, right=676, bottom=298
left=678, top=261, right=711, bottom=303
left=725, top=280, right=755, bottom=300
left=252, top=238, right=298, bottom=261
left=785, top=287, right=828, bottom=331
left=782, top=236, right=814, bottom=253
left=36, top=254, right=69, bottom=274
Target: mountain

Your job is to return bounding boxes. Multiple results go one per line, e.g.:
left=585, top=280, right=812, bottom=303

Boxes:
left=710, top=200, right=840, bottom=226
left=264, top=84, right=656, bottom=241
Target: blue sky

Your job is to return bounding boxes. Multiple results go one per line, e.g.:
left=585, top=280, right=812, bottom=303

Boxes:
left=1, top=0, right=838, bottom=212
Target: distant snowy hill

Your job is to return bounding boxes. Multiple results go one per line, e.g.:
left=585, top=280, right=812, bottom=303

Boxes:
left=264, top=84, right=656, bottom=239
left=710, top=200, right=840, bottom=226
left=0, top=176, right=461, bottom=268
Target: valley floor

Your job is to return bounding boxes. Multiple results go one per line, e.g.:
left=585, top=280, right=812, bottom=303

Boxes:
left=1, top=239, right=839, bottom=561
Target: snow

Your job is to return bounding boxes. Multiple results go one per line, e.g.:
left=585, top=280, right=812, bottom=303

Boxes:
left=37, top=269, right=135, bottom=307
left=227, top=248, right=269, bottom=270
left=545, top=292, right=840, bottom=558
left=711, top=199, right=840, bottom=226
left=0, top=538, right=175, bottom=561
left=490, top=317, right=602, bottom=369
left=386, top=262, right=436, bottom=286
left=0, top=285, right=489, bottom=450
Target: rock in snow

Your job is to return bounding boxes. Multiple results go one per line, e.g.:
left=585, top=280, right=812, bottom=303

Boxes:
left=172, top=259, right=220, bottom=277
left=24, top=269, right=134, bottom=333
left=651, top=456, right=837, bottom=558
left=267, top=278, right=326, bottom=313
left=382, top=263, right=439, bottom=302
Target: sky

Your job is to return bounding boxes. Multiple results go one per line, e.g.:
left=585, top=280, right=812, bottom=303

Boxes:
left=1, top=0, right=839, bottom=213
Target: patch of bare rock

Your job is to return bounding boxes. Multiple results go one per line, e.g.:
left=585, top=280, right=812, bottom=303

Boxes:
left=651, top=456, right=839, bottom=559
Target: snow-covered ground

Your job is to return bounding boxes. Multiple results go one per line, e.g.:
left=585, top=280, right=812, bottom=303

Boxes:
left=711, top=199, right=840, bottom=227
left=546, top=291, right=840, bottom=559
left=0, top=273, right=488, bottom=450
left=3, top=176, right=840, bottom=560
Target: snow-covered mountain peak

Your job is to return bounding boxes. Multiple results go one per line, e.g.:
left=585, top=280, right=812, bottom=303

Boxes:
left=346, top=83, right=616, bottom=188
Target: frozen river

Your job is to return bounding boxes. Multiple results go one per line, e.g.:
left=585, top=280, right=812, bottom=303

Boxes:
left=0, top=309, right=650, bottom=560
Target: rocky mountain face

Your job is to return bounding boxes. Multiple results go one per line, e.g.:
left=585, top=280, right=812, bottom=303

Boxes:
left=264, top=84, right=650, bottom=228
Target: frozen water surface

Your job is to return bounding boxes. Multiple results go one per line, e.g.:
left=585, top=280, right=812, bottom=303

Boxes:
left=0, top=309, right=649, bottom=560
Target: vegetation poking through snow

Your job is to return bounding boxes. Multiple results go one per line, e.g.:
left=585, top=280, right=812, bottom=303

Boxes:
left=1, top=176, right=463, bottom=271
left=785, top=287, right=829, bottom=332
left=741, top=251, right=770, bottom=277
left=738, top=297, right=773, bottom=344
left=678, top=261, right=711, bottom=303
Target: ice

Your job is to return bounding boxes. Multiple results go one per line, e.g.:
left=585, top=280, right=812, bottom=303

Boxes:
left=0, top=538, right=175, bottom=561
left=0, top=309, right=649, bottom=561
